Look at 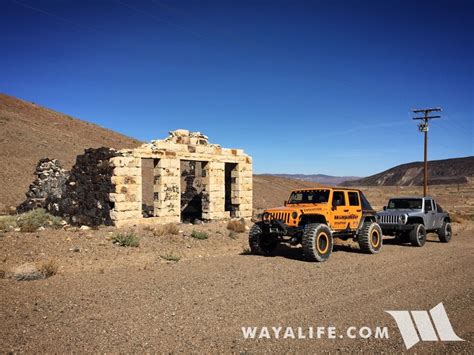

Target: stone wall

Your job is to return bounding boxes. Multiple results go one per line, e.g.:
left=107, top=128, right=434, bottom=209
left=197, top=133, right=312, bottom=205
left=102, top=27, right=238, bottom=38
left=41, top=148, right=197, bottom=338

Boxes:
left=110, top=129, right=253, bottom=227
left=17, top=159, right=69, bottom=213
left=17, top=130, right=253, bottom=227
left=58, top=147, right=118, bottom=226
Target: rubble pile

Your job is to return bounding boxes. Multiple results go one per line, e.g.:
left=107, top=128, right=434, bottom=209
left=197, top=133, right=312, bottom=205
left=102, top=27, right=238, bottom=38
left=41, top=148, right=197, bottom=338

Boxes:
left=17, top=159, right=69, bottom=213
left=58, top=148, right=118, bottom=226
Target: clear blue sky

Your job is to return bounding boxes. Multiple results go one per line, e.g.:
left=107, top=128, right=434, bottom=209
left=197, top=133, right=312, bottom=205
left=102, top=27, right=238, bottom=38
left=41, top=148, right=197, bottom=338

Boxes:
left=1, top=0, right=472, bottom=176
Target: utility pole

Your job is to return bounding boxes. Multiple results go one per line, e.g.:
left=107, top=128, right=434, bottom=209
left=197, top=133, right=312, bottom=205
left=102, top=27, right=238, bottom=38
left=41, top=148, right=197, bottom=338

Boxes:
left=412, top=107, right=442, bottom=197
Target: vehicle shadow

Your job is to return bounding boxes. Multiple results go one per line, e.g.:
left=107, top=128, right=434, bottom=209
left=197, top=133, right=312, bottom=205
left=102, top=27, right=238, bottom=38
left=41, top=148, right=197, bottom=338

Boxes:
left=241, top=242, right=366, bottom=262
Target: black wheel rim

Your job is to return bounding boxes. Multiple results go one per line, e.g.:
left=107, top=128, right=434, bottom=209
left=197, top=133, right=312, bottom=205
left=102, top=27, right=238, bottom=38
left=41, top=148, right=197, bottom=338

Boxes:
left=446, top=225, right=452, bottom=238
left=418, top=228, right=425, bottom=241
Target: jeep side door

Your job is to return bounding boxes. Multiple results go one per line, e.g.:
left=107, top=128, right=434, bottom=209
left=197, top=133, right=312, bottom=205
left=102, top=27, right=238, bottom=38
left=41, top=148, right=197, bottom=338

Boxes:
left=431, top=200, right=444, bottom=229
left=330, top=190, right=352, bottom=231
left=424, top=199, right=436, bottom=230
left=347, top=191, right=363, bottom=230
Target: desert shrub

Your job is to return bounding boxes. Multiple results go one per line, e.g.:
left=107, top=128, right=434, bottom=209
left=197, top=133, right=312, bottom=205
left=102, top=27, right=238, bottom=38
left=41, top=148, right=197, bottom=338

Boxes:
left=16, top=209, right=62, bottom=232
left=152, top=224, right=180, bottom=237
left=191, top=230, right=208, bottom=240
left=226, top=219, right=246, bottom=233
left=240, top=247, right=252, bottom=255
left=0, top=216, right=16, bottom=232
left=160, top=253, right=181, bottom=262
left=112, top=232, right=140, bottom=247
left=228, top=231, right=238, bottom=240
left=37, top=258, right=58, bottom=278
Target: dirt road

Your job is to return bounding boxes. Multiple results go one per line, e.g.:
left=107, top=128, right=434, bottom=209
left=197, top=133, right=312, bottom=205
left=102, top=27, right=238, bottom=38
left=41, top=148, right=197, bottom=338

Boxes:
left=1, top=223, right=473, bottom=353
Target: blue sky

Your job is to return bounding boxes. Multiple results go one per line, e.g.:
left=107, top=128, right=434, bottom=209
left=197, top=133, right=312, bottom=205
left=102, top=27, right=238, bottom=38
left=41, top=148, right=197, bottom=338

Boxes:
left=1, top=0, right=473, bottom=176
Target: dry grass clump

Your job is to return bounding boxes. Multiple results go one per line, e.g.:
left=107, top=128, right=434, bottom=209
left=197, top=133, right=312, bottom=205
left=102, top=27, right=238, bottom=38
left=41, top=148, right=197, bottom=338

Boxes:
left=160, top=253, right=181, bottom=262
left=0, top=209, right=62, bottom=232
left=240, top=247, right=252, bottom=255
left=228, top=231, right=238, bottom=240
left=191, top=230, right=209, bottom=240
left=17, top=209, right=62, bottom=232
left=37, top=258, right=59, bottom=278
left=112, top=232, right=140, bottom=247
left=226, top=219, right=247, bottom=233
left=150, top=224, right=180, bottom=237
left=0, top=215, right=16, bottom=232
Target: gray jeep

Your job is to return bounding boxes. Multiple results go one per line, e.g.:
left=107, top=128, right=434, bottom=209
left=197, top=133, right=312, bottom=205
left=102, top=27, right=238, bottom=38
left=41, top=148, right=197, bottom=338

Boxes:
left=376, top=196, right=452, bottom=247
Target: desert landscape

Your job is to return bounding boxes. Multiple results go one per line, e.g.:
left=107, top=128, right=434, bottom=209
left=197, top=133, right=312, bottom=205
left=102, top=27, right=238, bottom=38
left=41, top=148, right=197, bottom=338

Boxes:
left=1, top=95, right=473, bottom=352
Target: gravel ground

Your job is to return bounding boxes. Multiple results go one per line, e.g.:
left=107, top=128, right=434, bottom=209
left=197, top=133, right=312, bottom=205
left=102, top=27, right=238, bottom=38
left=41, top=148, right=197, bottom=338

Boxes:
left=1, top=221, right=473, bottom=353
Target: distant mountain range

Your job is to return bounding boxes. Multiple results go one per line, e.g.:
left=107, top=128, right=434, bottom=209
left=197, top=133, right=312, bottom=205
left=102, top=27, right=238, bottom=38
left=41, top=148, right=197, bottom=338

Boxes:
left=264, top=174, right=361, bottom=185
left=341, top=156, right=474, bottom=186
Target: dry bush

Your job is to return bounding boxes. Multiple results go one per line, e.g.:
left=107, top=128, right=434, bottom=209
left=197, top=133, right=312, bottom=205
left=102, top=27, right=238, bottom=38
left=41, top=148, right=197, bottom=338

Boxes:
left=16, top=209, right=62, bottom=232
left=37, top=258, right=58, bottom=278
left=227, top=219, right=246, bottom=233
left=191, top=230, right=208, bottom=240
left=152, top=224, right=180, bottom=237
left=0, top=215, right=16, bottom=232
left=112, top=232, right=140, bottom=247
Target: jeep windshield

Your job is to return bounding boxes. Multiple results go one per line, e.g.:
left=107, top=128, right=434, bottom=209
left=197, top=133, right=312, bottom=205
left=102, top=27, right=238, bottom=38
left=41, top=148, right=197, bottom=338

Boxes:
left=288, top=189, right=330, bottom=204
left=387, top=198, right=422, bottom=210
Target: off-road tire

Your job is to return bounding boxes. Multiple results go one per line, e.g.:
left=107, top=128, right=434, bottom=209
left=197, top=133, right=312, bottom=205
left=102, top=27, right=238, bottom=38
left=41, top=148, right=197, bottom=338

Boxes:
left=358, top=222, right=383, bottom=254
left=437, top=221, right=452, bottom=243
left=302, top=223, right=333, bottom=262
left=248, top=223, right=278, bottom=256
left=409, top=224, right=426, bottom=247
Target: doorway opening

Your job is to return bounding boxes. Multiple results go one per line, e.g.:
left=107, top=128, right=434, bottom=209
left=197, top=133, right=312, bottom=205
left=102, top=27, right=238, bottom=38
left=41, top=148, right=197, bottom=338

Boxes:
left=141, top=158, right=159, bottom=218
left=225, top=163, right=239, bottom=217
left=180, top=160, right=205, bottom=223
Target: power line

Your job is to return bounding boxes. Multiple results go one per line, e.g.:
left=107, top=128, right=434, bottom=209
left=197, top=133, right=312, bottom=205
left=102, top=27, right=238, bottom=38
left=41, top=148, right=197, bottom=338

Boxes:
left=411, top=107, right=442, bottom=197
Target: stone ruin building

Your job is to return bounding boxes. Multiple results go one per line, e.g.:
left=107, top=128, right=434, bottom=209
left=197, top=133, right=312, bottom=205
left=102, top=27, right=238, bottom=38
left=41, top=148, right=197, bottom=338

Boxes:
left=18, top=130, right=253, bottom=227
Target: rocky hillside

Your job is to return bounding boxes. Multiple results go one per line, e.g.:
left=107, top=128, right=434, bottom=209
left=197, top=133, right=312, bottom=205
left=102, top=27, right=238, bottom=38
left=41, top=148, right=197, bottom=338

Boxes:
left=0, top=94, right=314, bottom=211
left=267, top=173, right=360, bottom=185
left=342, top=156, right=474, bottom=186
left=0, top=94, right=142, bottom=209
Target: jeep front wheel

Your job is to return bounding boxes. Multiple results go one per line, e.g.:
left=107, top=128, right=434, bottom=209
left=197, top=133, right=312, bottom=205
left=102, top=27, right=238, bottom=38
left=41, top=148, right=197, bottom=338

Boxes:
left=409, top=224, right=426, bottom=247
left=248, top=223, right=278, bottom=256
left=358, top=222, right=383, bottom=254
left=302, top=223, right=333, bottom=262
left=437, top=221, right=452, bottom=243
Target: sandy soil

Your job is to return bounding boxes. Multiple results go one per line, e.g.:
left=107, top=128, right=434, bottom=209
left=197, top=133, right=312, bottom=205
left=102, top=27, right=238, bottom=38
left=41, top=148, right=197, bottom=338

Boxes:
left=1, top=220, right=472, bottom=353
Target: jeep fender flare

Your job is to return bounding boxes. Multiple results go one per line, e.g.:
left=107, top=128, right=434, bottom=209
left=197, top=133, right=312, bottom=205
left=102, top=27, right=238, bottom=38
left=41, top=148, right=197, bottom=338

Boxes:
left=356, top=214, right=376, bottom=231
left=407, top=216, right=424, bottom=225
left=299, top=214, right=327, bottom=227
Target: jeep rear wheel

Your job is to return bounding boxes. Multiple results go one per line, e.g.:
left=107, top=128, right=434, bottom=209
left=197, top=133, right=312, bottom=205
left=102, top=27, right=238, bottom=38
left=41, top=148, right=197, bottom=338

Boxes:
left=409, top=224, right=426, bottom=247
left=302, top=223, right=333, bottom=262
left=358, top=222, right=383, bottom=254
left=437, top=221, right=452, bottom=243
left=248, top=223, right=278, bottom=256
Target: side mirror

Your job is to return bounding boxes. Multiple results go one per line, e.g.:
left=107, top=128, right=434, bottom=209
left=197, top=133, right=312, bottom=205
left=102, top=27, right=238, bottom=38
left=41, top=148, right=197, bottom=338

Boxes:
left=284, top=201, right=287, bottom=206
left=383, top=206, right=387, bottom=211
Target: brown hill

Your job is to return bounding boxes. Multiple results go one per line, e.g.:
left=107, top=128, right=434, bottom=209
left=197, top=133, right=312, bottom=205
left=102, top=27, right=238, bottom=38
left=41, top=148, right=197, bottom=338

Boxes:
left=0, top=94, right=313, bottom=211
left=0, top=94, right=142, bottom=209
left=342, top=156, right=474, bottom=187
left=253, top=175, right=319, bottom=210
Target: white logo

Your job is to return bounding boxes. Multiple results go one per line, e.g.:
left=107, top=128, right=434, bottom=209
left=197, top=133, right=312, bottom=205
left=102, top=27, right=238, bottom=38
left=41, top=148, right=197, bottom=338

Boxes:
left=386, top=303, right=464, bottom=349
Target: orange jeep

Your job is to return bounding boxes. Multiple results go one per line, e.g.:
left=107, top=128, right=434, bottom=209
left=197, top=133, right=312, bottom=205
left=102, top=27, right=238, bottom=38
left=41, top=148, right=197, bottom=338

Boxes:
left=249, top=187, right=382, bottom=262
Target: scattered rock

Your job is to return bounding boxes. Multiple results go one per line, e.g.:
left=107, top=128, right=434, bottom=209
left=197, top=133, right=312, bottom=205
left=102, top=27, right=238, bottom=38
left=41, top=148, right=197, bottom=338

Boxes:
left=80, top=225, right=91, bottom=230
left=13, top=262, right=43, bottom=281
